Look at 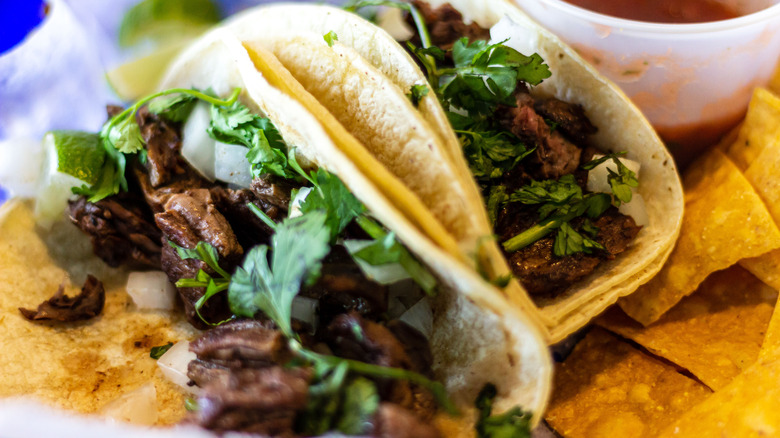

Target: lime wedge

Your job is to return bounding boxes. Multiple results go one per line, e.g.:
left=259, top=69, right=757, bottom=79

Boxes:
left=50, top=130, right=105, bottom=185
left=118, top=0, right=220, bottom=48
left=107, top=40, right=190, bottom=101
left=34, top=131, right=104, bottom=227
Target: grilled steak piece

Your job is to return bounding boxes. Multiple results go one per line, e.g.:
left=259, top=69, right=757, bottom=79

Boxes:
left=189, top=319, right=290, bottom=369
left=373, top=403, right=441, bottom=438
left=68, top=194, right=162, bottom=269
left=497, top=89, right=582, bottom=180
left=410, top=1, right=490, bottom=50
left=19, top=275, right=105, bottom=322
left=504, top=208, right=641, bottom=298
left=155, top=189, right=243, bottom=327
left=533, top=97, right=597, bottom=144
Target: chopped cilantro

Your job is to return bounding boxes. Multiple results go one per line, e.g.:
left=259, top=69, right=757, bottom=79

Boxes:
left=148, top=93, right=198, bottom=122
left=323, top=30, right=339, bottom=47
left=336, top=377, right=380, bottom=434
left=407, top=84, right=430, bottom=107
left=184, top=398, right=200, bottom=412
left=486, top=186, right=509, bottom=226
left=149, top=342, right=173, bottom=359
left=475, top=384, right=532, bottom=438
left=228, top=212, right=331, bottom=338
left=581, top=152, right=639, bottom=206
left=296, top=169, right=366, bottom=241
left=169, top=240, right=233, bottom=326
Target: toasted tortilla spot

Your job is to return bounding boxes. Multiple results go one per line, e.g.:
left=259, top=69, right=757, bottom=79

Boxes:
left=545, top=328, right=711, bottom=438
left=0, top=201, right=198, bottom=425
left=618, top=150, right=780, bottom=325
left=599, top=265, right=777, bottom=390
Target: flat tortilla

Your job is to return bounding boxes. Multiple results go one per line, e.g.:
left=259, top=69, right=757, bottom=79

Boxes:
left=545, top=328, right=711, bottom=438
left=598, top=265, right=777, bottom=390
left=0, top=200, right=198, bottom=424
left=159, top=31, right=552, bottom=428
left=618, top=149, right=780, bottom=325
left=219, top=0, right=683, bottom=343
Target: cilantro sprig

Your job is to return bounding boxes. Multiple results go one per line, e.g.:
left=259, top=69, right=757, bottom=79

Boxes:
left=73, top=88, right=241, bottom=202
left=581, top=152, right=639, bottom=206
left=475, top=384, right=532, bottom=438
left=170, top=240, right=235, bottom=326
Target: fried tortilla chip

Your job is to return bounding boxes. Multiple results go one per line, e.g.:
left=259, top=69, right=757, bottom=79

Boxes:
left=724, top=87, right=780, bottom=172
left=659, top=347, right=780, bottom=437
left=739, top=251, right=780, bottom=291
left=0, top=201, right=198, bottom=424
left=618, top=150, right=780, bottom=325
left=545, top=328, right=711, bottom=438
left=598, top=266, right=777, bottom=390
left=761, top=301, right=780, bottom=361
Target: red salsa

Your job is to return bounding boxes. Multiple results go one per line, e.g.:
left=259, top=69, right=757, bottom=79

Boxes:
left=562, top=0, right=741, bottom=23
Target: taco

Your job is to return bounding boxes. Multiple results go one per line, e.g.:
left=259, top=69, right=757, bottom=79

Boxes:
left=0, top=28, right=551, bottom=436
left=219, top=0, right=684, bottom=342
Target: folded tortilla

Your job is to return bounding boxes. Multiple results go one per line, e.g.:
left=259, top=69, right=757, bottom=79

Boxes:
left=217, top=0, right=684, bottom=342
left=0, top=29, right=552, bottom=434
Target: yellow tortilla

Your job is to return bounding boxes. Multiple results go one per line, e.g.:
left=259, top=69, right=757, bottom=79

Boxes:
left=761, top=301, right=780, bottom=361
left=220, top=0, right=683, bottom=343
left=159, top=31, right=552, bottom=428
left=599, top=266, right=778, bottom=390
left=0, top=200, right=198, bottom=424
left=545, top=328, right=712, bottom=438
left=619, top=149, right=780, bottom=325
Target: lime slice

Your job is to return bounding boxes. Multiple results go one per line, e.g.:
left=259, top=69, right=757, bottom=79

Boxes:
left=34, top=131, right=104, bottom=227
left=107, top=40, right=190, bottom=101
left=118, top=0, right=220, bottom=48
left=50, top=130, right=105, bottom=185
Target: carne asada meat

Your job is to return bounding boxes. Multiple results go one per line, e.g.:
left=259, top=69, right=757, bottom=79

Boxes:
left=19, top=275, right=105, bottom=322
left=497, top=88, right=582, bottom=180
left=156, top=189, right=243, bottom=327
left=210, top=184, right=282, bottom=248
left=136, top=106, right=192, bottom=188
left=410, top=0, right=490, bottom=50
left=68, top=194, right=162, bottom=269
left=504, top=207, right=641, bottom=298
left=373, top=403, right=441, bottom=438
left=533, top=97, right=597, bottom=144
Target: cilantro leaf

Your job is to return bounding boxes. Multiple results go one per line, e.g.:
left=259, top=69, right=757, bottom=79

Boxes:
left=459, top=129, right=532, bottom=182
left=228, top=212, right=331, bottom=338
left=169, top=241, right=233, bottom=325
left=298, top=170, right=366, bottom=241
left=148, top=93, right=197, bottom=122
left=407, top=84, right=430, bottom=107
left=105, top=115, right=145, bottom=154
left=336, top=377, right=380, bottom=434
left=553, top=222, right=605, bottom=257
left=475, top=384, right=532, bottom=438
left=149, top=342, right=173, bottom=359
left=323, top=30, right=339, bottom=47
left=581, top=152, right=639, bottom=206
left=486, top=185, right=508, bottom=226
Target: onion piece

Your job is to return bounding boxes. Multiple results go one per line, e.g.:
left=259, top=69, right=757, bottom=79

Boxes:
left=214, top=142, right=252, bottom=188
left=619, top=193, right=649, bottom=228
left=157, top=341, right=199, bottom=394
left=100, top=382, right=158, bottom=426
left=377, top=7, right=414, bottom=41
left=399, top=298, right=433, bottom=340
left=291, top=296, right=319, bottom=333
left=343, top=239, right=410, bottom=285
left=289, top=187, right=312, bottom=218
left=489, top=16, right=540, bottom=59
left=181, top=102, right=216, bottom=181
left=126, top=271, right=177, bottom=311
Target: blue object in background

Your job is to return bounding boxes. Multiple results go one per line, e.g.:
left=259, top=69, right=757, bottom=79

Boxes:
left=0, top=185, right=8, bottom=206
left=0, top=0, right=47, bottom=54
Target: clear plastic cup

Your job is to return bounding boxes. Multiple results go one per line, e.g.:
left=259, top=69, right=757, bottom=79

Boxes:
left=515, top=0, right=780, bottom=164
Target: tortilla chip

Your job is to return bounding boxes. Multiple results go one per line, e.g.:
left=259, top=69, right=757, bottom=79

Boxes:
left=658, top=349, right=780, bottom=437
left=598, top=266, right=777, bottom=390
left=545, top=328, right=712, bottom=438
left=0, top=201, right=198, bottom=424
left=739, top=251, right=780, bottom=291
left=724, top=87, right=780, bottom=171
left=761, top=301, right=780, bottom=361
left=618, top=150, right=780, bottom=325
left=768, top=60, right=780, bottom=96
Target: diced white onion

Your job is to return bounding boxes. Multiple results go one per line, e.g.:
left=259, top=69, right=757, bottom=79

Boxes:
left=489, top=16, right=539, bottom=58
left=289, top=186, right=312, bottom=218
left=619, top=193, right=649, bottom=228
left=34, top=133, right=86, bottom=228
left=126, top=271, right=177, bottom=310
left=291, top=296, right=319, bottom=333
left=399, top=298, right=433, bottom=340
left=342, top=240, right=411, bottom=285
left=586, top=154, right=641, bottom=194
left=157, top=341, right=199, bottom=394
left=377, top=7, right=414, bottom=41
left=100, top=382, right=158, bottom=426
left=388, top=279, right=424, bottom=308
left=181, top=102, right=216, bottom=181
left=214, top=141, right=252, bottom=188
